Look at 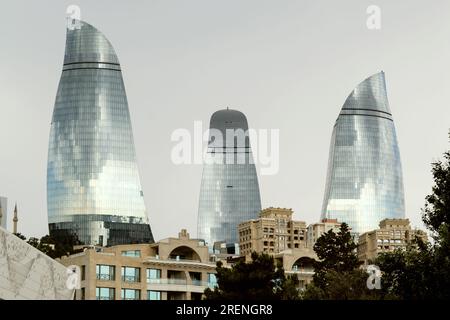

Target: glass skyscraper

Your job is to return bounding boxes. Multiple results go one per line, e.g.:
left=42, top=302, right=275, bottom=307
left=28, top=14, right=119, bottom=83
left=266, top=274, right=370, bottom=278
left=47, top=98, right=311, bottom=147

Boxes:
left=197, top=109, right=261, bottom=247
left=47, top=20, right=153, bottom=246
left=321, top=71, right=405, bottom=235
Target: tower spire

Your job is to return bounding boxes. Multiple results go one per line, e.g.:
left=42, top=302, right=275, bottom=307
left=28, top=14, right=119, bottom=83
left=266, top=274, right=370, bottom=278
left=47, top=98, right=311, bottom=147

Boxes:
left=13, top=203, right=18, bottom=234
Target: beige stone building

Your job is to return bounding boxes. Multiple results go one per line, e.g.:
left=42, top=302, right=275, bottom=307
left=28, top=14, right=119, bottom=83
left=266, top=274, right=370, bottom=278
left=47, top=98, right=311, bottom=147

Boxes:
left=238, top=207, right=308, bottom=255
left=307, top=218, right=341, bottom=248
left=59, top=229, right=218, bottom=300
left=357, top=218, right=428, bottom=265
left=238, top=207, right=317, bottom=288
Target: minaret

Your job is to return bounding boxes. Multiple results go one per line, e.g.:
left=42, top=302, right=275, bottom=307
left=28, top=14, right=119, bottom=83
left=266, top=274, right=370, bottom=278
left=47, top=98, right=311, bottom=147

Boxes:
left=13, top=203, right=18, bottom=234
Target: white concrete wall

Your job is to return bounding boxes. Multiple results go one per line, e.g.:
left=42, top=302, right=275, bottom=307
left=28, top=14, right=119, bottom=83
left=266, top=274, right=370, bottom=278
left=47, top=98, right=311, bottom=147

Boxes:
left=0, top=226, right=74, bottom=300
left=0, top=197, right=7, bottom=229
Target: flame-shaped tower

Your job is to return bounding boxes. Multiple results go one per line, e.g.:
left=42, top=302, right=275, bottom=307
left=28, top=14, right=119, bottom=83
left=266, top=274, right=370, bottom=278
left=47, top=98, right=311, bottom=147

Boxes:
left=321, top=72, right=405, bottom=235
left=47, top=21, right=153, bottom=246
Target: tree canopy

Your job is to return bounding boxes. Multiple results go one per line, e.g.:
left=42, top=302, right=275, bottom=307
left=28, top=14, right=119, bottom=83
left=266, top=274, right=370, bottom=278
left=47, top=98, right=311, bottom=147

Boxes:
left=302, top=223, right=378, bottom=299
left=204, top=252, right=300, bottom=300
left=375, top=133, right=450, bottom=299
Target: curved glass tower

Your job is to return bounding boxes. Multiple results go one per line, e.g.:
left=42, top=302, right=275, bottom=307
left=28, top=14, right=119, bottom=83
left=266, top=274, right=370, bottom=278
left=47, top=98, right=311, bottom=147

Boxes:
left=321, top=71, right=405, bottom=235
left=47, top=20, right=153, bottom=246
left=197, top=109, right=261, bottom=247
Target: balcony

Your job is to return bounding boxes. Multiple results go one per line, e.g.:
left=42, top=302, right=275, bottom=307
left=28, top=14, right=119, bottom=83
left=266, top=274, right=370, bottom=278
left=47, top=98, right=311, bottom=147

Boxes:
left=97, top=274, right=115, bottom=281
left=148, top=278, right=187, bottom=285
left=287, top=269, right=315, bottom=275
left=122, top=275, right=140, bottom=283
left=147, top=278, right=214, bottom=293
left=144, top=257, right=216, bottom=268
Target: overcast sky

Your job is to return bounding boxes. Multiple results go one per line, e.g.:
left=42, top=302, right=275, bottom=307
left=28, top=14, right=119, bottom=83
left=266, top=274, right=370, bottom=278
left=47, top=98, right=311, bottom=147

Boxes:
left=1, top=0, right=449, bottom=240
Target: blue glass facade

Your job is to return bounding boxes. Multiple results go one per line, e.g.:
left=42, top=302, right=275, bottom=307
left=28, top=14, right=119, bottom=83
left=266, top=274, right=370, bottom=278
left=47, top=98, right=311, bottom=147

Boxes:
left=197, top=109, right=261, bottom=247
left=321, top=72, right=405, bottom=235
left=47, top=21, right=153, bottom=246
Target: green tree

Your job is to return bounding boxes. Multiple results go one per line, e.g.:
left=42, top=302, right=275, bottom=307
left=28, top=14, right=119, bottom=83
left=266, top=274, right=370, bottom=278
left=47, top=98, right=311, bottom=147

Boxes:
left=303, top=269, right=379, bottom=300
left=376, top=133, right=450, bottom=299
left=422, top=137, right=450, bottom=237
left=13, top=233, right=26, bottom=240
left=311, top=223, right=361, bottom=289
left=375, top=242, right=435, bottom=300
left=26, top=237, right=40, bottom=247
left=302, top=222, right=381, bottom=299
left=26, top=236, right=56, bottom=257
left=204, top=252, right=300, bottom=300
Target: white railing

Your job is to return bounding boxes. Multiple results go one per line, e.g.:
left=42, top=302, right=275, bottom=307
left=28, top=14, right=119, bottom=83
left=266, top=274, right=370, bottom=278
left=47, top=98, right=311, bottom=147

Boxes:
left=147, top=278, right=215, bottom=287
left=147, top=278, right=187, bottom=285
left=167, top=257, right=202, bottom=263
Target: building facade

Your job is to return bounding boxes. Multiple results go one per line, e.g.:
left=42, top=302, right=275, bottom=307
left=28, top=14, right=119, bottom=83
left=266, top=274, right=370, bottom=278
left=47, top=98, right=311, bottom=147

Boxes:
left=0, top=226, right=73, bottom=300
left=47, top=20, right=153, bottom=246
left=306, top=218, right=341, bottom=249
left=60, top=229, right=218, bottom=300
left=197, top=108, right=261, bottom=248
left=357, top=218, right=428, bottom=265
left=0, top=197, right=6, bottom=229
left=321, top=71, right=405, bottom=235
left=238, top=208, right=317, bottom=288
left=238, top=207, right=308, bottom=256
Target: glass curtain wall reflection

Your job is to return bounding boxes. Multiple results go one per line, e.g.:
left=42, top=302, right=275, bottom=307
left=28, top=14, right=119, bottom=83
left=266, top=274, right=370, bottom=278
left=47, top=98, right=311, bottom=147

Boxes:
left=321, top=71, right=405, bottom=235
left=197, top=109, right=261, bottom=247
left=47, top=20, right=153, bottom=246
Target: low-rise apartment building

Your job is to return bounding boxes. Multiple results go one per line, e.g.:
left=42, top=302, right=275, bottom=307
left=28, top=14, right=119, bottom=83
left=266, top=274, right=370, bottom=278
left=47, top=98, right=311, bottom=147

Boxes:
left=238, top=207, right=318, bottom=288
left=306, top=218, right=341, bottom=248
left=357, top=218, right=428, bottom=265
left=59, top=229, right=217, bottom=300
left=238, top=207, right=308, bottom=256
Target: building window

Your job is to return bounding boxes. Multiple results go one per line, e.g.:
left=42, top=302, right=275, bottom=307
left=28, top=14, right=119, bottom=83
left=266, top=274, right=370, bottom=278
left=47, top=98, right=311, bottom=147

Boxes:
left=96, top=287, right=115, bottom=300
left=121, top=289, right=141, bottom=300
left=96, top=265, right=115, bottom=281
left=122, top=266, right=141, bottom=282
left=190, top=272, right=202, bottom=285
left=81, top=287, right=85, bottom=300
left=81, top=265, right=86, bottom=281
left=121, top=250, right=141, bottom=257
left=147, top=291, right=161, bottom=300
left=147, top=268, right=161, bottom=283
left=294, top=244, right=299, bottom=248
